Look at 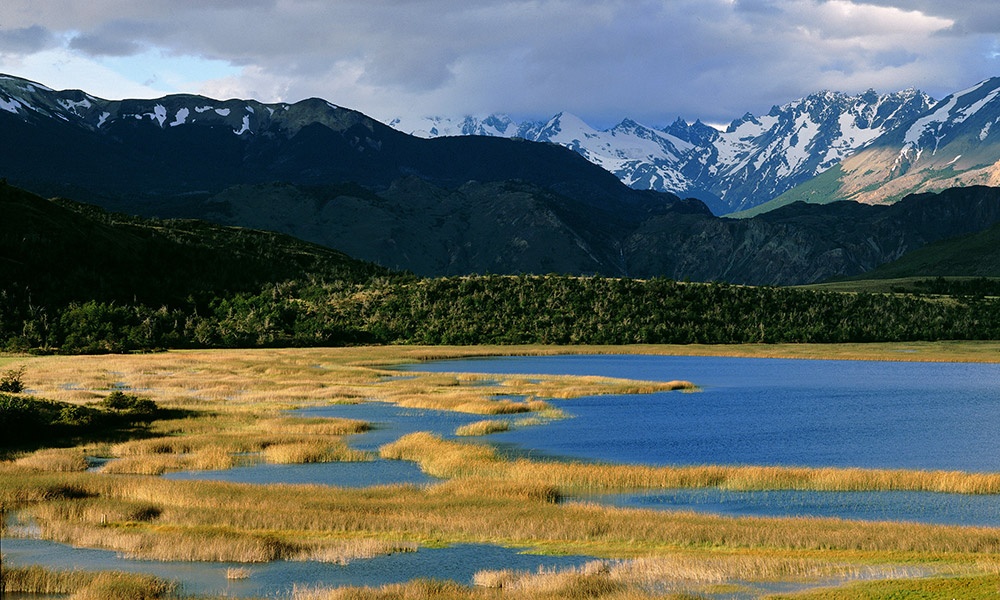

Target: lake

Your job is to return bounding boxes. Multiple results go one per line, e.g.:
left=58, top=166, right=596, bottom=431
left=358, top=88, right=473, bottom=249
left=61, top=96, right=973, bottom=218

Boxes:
left=404, top=354, right=1000, bottom=472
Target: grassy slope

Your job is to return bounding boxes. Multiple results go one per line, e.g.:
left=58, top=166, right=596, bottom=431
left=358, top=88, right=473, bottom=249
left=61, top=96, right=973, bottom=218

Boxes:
left=728, top=165, right=847, bottom=218
left=857, top=220, right=1000, bottom=279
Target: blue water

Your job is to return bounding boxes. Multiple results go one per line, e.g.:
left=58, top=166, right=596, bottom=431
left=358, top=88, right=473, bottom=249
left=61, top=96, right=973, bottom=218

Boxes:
left=583, top=488, right=1000, bottom=527
left=405, top=355, right=1000, bottom=472
left=1, top=537, right=592, bottom=599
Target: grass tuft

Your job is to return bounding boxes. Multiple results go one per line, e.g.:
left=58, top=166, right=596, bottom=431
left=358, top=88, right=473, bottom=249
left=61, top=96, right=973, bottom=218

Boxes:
left=455, top=420, right=511, bottom=436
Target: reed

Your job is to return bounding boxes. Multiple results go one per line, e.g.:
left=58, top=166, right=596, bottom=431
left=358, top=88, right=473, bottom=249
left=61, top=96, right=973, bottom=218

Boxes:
left=13, top=448, right=89, bottom=472
left=455, top=420, right=511, bottom=436
left=380, top=432, right=1000, bottom=495
left=262, top=440, right=371, bottom=464
left=0, top=566, right=174, bottom=600
left=67, top=571, right=176, bottom=600
left=225, top=567, right=252, bottom=580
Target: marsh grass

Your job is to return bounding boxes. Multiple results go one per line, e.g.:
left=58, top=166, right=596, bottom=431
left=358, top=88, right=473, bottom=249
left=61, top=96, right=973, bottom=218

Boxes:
left=13, top=448, right=89, bottom=472
left=1, top=565, right=175, bottom=600
left=381, top=432, right=1000, bottom=495
left=456, top=420, right=511, bottom=436
left=225, top=567, right=252, bottom=580
left=262, top=440, right=371, bottom=464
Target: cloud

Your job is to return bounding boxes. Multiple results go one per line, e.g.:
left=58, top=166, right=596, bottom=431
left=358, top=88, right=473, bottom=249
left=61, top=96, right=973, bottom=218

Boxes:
left=1, top=0, right=999, bottom=126
left=0, top=25, right=57, bottom=54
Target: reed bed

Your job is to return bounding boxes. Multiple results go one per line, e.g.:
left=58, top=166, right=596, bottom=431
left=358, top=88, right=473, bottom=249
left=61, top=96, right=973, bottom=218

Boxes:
left=262, top=440, right=371, bottom=464
left=381, top=432, right=1000, bottom=495
left=0, top=565, right=175, bottom=600
left=9, top=467, right=1000, bottom=565
left=13, top=448, right=90, bottom=472
left=225, top=567, right=252, bottom=580
left=456, top=419, right=512, bottom=436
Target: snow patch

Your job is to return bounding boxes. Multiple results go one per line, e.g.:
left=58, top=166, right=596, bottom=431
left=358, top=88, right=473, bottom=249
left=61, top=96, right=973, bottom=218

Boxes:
left=0, top=97, right=23, bottom=114
left=215, top=108, right=231, bottom=117
left=195, top=105, right=213, bottom=113
left=170, top=107, right=190, bottom=127
left=233, top=115, right=251, bottom=135
left=97, top=112, right=111, bottom=127
left=149, top=104, right=167, bottom=127
left=57, top=98, right=92, bottom=114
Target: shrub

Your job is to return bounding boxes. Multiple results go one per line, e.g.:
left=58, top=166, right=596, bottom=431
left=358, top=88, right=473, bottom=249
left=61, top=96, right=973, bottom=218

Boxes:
left=0, top=365, right=25, bottom=393
left=100, top=391, right=157, bottom=419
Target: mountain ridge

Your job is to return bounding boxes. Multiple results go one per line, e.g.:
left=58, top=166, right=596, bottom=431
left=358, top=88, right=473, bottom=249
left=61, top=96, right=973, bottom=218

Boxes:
left=389, top=88, right=934, bottom=214
left=6, top=73, right=1000, bottom=285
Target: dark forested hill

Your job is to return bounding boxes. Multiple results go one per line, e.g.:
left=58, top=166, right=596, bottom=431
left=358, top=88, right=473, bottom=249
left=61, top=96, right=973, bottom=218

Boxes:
left=0, top=182, right=392, bottom=307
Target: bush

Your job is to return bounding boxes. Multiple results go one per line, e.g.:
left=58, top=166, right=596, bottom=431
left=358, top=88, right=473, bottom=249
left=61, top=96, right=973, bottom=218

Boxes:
left=0, top=365, right=25, bottom=392
left=100, top=391, right=158, bottom=419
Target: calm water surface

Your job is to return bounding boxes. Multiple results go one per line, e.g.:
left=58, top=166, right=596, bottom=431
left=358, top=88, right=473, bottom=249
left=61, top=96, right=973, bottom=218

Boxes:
left=406, top=355, right=1000, bottom=472
left=1, top=537, right=592, bottom=599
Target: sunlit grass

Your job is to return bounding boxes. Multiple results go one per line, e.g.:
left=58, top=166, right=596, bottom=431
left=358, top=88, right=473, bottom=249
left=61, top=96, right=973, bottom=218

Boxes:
left=0, top=565, right=175, bottom=599
left=381, top=431, right=1000, bottom=495
left=456, top=419, right=511, bottom=436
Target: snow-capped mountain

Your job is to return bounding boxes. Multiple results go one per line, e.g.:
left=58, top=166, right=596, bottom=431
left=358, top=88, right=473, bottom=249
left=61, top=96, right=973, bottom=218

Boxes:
left=390, top=89, right=934, bottom=214
left=0, top=74, right=380, bottom=141
left=766, top=76, right=1000, bottom=211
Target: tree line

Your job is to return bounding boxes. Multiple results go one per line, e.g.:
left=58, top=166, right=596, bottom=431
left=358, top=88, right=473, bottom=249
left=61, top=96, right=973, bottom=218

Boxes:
left=3, top=275, right=1000, bottom=353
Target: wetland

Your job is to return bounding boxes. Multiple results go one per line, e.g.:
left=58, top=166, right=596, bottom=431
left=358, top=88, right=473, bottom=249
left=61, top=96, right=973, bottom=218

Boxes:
left=3, top=343, right=1000, bottom=599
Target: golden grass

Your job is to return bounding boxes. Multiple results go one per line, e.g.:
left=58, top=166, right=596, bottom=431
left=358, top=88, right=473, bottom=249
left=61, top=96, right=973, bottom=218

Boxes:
left=765, top=573, right=1000, bottom=600
left=456, top=419, right=511, bottom=436
left=225, top=567, right=252, bottom=580
left=1, top=565, right=175, bottom=600
left=13, top=448, right=90, bottom=472
left=380, top=432, right=1000, bottom=495
left=262, top=440, right=371, bottom=464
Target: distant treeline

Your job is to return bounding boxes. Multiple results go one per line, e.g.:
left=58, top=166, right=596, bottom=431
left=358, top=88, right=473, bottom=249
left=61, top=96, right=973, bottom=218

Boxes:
left=3, top=275, right=1000, bottom=353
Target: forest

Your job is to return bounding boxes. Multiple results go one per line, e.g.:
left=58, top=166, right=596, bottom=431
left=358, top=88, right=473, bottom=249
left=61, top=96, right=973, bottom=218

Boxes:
left=3, top=275, right=999, bottom=353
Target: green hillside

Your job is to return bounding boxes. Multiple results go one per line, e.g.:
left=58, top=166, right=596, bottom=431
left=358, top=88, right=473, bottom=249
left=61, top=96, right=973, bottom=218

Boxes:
left=729, top=165, right=848, bottom=218
left=860, top=221, right=1000, bottom=279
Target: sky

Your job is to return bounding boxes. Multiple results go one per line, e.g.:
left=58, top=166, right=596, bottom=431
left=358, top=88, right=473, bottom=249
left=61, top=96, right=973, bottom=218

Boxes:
left=1, top=0, right=999, bottom=129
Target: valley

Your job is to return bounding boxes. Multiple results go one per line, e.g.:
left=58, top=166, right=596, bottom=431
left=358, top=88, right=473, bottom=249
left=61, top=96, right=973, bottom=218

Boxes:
left=5, top=71, right=1000, bottom=600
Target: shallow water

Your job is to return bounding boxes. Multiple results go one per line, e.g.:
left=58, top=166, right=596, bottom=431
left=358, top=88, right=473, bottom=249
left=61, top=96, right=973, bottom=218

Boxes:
left=1, top=537, right=594, bottom=598
left=165, top=401, right=526, bottom=487
left=405, top=354, right=1000, bottom=472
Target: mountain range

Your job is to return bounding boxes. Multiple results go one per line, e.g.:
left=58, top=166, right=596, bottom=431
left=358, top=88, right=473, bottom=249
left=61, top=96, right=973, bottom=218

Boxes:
left=755, top=77, right=1000, bottom=215
left=390, top=89, right=935, bottom=215
left=5, top=73, right=1000, bottom=285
